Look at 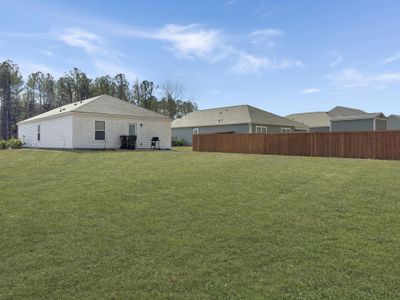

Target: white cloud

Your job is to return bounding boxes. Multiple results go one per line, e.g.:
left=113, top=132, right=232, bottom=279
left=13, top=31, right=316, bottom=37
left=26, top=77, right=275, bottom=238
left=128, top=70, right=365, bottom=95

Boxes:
left=93, top=60, right=137, bottom=81
left=253, top=1, right=275, bottom=18
left=231, top=51, right=303, bottom=74
left=59, top=28, right=136, bottom=78
left=382, top=52, right=400, bottom=65
left=231, top=52, right=270, bottom=74
left=54, top=21, right=301, bottom=76
left=225, top=0, right=237, bottom=6
left=374, top=73, right=400, bottom=82
left=157, top=24, right=222, bottom=59
left=124, top=24, right=222, bottom=60
left=60, top=28, right=123, bottom=59
left=122, top=23, right=300, bottom=74
left=331, top=53, right=343, bottom=67
left=300, top=88, right=320, bottom=94
left=39, top=49, right=54, bottom=57
left=328, top=68, right=400, bottom=88
left=249, top=28, right=283, bottom=45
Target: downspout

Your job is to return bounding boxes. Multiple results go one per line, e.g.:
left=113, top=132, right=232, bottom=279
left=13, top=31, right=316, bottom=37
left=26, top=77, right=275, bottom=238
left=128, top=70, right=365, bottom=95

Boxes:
left=248, top=123, right=252, bottom=133
left=71, top=114, right=74, bottom=150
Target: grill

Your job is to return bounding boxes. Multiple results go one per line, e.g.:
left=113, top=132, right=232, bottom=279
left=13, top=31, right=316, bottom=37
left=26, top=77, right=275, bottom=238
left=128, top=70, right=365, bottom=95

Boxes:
left=120, top=135, right=137, bottom=150
left=151, top=137, right=160, bottom=149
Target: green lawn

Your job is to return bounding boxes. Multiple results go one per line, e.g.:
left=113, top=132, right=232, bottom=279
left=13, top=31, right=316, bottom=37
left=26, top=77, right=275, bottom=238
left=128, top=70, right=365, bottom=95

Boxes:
left=1, top=148, right=400, bottom=299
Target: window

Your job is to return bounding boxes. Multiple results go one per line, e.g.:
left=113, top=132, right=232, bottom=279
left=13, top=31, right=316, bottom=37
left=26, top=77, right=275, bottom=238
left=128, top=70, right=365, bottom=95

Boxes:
left=37, top=125, right=41, bottom=141
left=193, top=128, right=199, bottom=135
left=256, top=126, right=267, bottom=134
left=95, top=121, right=105, bottom=140
left=129, top=124, right=137, bottom=136
left=281, top=128, right=291, bottom=133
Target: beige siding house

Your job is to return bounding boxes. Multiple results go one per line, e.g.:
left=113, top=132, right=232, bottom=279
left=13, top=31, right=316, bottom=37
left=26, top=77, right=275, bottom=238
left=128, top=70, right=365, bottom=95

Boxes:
left=18, top=95, right=171, bottom=149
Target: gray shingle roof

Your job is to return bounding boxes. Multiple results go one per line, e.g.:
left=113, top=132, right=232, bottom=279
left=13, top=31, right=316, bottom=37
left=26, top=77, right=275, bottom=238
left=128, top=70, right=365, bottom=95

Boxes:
left=287, top=106, right=370, bottom=128
left=331, top=112, right=386, bottom=121
left=286, top=112, right=331, bottom=128
left=389, top=114, right=400, bottom=118
left=172, top=105, right=308, bottom=129
left=18, top=94, right=170, bottom=124
left=328, top=106, right=366, bottom=117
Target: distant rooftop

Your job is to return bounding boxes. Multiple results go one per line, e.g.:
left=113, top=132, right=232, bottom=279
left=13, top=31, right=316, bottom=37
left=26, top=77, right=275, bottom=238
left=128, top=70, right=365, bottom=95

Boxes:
left=286, top=111, right=330, bottom=128
left=328, top=106, right=366, bottom=117
left=172, top=105, right=308, bottom=129
left=331, top=112, right=386, bottom=121
left=287, top=106, right=370, bottom=128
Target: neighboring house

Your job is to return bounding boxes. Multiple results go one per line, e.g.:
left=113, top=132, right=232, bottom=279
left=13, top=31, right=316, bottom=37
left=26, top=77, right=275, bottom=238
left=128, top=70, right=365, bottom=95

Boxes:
left=171, top=104, right=308, bottom=145
left=388, top=114, right=400, bottom=130
left=286, top=111, right=331, bottom=132
left=328, top=106, right=366, bottom=118
left=287, top=106, right=387, bottom=132
left=331, top=113, right=387, bottom=132
left=18, top=94, right=171, bottom=149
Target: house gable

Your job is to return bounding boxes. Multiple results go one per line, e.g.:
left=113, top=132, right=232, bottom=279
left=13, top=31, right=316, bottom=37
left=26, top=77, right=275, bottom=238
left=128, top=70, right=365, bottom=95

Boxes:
left=75, top=95, right=170, bottom=120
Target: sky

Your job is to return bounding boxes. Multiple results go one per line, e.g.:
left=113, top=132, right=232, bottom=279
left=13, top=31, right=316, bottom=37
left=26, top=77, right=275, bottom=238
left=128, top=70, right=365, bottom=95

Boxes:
left=1, top=0, right=400, bottom=116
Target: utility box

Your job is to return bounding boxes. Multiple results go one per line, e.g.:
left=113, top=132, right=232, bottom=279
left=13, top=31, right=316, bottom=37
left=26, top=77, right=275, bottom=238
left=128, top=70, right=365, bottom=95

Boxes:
left=120, top=135, right=137, bottom=150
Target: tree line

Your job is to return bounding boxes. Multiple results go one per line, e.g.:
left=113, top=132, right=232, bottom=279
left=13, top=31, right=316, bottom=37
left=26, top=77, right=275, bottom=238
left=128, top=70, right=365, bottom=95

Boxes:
left=0, top=60, right=198, bottom=139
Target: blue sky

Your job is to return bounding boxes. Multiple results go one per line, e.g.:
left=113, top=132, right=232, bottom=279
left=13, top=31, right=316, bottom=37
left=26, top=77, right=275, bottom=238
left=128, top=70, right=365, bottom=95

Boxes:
left=1, top=0, right=400, bottom=115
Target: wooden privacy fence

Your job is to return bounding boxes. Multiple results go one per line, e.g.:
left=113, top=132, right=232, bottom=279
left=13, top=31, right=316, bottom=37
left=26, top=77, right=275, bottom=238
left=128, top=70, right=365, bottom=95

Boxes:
left=192, top=131, right=400, bottom=160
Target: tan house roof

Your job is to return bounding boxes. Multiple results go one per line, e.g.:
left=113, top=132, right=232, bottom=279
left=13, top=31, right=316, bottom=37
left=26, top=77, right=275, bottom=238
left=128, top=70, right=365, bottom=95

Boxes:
left=287, top=106, right=368, bottom=128
left=172, top=105, right=308, bottom=129
left=286, top=112, right=331, bottom=128
left=331, top=112, right=386, bottom=121
left=18, top=94, right=170, bottom=125
left=328, top=106, right=366, bottom=117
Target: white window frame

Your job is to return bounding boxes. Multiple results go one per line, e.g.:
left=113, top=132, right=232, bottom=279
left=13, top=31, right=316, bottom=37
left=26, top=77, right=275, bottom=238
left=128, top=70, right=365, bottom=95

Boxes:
left=374, top=118, right=388, bottom=131
left=255, top=126, right=267, bottom=134
left=95, top=121, right=106, bottom=141
left=281, top=127, right=291, bottom=133
left=128, top=123, right=137, bottom=136
left=193, top=128, right=199, bottom=135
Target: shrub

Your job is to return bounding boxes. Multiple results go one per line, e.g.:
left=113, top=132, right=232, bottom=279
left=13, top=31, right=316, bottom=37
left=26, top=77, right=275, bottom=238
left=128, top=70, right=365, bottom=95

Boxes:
left=6, top=138, right=23, bottom=149
left=171, top=137, right=187, bottom=147
left=0, top=140, right=7, bottom=150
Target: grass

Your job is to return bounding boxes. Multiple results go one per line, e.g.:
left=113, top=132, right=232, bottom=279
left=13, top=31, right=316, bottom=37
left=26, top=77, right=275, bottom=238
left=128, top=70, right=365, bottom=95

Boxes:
left=1, top=148, right=400, bottom=299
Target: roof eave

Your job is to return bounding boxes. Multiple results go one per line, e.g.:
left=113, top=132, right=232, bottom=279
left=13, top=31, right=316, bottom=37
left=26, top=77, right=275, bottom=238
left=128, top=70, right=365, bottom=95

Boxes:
left=17, top=111, right=74, bottom=125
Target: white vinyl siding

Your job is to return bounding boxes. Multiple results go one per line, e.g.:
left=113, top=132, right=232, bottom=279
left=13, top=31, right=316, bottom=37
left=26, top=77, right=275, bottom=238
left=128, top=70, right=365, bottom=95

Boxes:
left=18, top=114, right=73, bottom=148
left=72, top=113, right=171, bottom=149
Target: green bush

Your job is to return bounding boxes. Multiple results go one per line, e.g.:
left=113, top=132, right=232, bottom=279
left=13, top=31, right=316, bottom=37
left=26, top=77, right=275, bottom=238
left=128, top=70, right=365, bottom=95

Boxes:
left=0, top=140, right=7, bottom=150
left=6, top=139, right=23, bottom=149
left=171, top=137, right=187, bottom=147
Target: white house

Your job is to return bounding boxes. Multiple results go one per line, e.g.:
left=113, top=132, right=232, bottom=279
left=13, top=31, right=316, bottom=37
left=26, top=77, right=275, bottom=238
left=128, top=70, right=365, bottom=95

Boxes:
left=17, top=95, right=171, bottom=150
